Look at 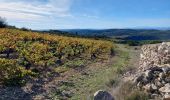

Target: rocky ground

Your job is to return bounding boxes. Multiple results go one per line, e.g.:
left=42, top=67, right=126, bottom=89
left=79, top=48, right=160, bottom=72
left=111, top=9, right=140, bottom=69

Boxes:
left=135, top=65, right=170, bottom=99
left=134, top=42, right=170, bottom=100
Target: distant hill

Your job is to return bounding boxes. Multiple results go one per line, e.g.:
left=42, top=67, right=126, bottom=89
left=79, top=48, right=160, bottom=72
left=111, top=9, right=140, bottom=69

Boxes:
left=60, top=29, right=170, bottom=41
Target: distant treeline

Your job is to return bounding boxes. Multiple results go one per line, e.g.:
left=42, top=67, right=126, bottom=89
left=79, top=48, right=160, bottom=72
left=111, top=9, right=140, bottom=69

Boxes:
left=62, top=29, right=170, bottom=41
left=115, top=40, right=163, bottom=46
left=1, top=16, right=170, bottom=43
left=0, top=16, right=108, bottom=40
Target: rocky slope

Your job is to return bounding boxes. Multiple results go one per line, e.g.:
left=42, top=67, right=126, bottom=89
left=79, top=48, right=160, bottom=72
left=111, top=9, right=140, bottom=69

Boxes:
left=135, top=42, right=170, bottom=99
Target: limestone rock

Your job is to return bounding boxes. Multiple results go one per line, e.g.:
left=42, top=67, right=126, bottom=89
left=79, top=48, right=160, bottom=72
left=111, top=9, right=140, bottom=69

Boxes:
left=143, top=84, right=151, bottom=92
left=162, top=66, right=170, bottom=74
left=159, top=83, right=170, bottom=93
left=144, top=70, right=153, bottom=80
left=159, top=73, right=165, bottom=79
left=151, top=84, right=157, bottom=91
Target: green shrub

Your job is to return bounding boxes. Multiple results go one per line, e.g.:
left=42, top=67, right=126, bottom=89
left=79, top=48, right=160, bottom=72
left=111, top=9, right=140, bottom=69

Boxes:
left=126, top=91, right=149, bottom=100
left=0, top=58, right=34, bottom=86
left=114, top=82, right=149, bottom=100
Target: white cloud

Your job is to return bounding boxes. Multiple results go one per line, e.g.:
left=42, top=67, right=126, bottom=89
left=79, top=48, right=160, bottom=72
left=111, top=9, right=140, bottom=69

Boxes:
left=0, top=10, right=44, bottom=21
left=0, top=0, right=73, bottom=21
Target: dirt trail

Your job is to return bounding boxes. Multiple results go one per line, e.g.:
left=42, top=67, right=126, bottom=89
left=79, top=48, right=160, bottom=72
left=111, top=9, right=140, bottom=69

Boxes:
left=122, top=46, right=141, bottom=81
left=112, top=45, right=141, bottom=100
left=115, top=44, right=141, bottom=79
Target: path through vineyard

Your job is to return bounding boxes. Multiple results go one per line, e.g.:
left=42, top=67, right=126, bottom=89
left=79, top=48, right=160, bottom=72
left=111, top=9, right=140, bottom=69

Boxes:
left=112, top=45, right=141, bottom=100
left=0, top=44, right=141, bottom=100
left=51, top=44, right=141, bottom=99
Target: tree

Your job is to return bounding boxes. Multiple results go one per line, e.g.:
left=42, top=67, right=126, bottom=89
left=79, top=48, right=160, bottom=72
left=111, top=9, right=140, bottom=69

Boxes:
left=0, top=17, right=7, bottom=28
left=21, top=27, right=30, bottom=31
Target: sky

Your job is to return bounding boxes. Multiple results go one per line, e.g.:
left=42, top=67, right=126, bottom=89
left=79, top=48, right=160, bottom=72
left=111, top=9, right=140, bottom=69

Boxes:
left=0, top=0, right=170, bottom=29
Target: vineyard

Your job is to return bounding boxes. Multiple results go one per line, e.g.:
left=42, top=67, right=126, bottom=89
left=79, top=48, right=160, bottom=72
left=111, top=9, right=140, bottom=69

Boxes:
left=0, top=28, right=115, bottom=86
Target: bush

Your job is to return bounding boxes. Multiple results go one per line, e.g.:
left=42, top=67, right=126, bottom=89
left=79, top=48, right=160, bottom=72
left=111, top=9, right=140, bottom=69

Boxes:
left=126, top=91, right=149, bottom=100
left=114, top=82, right=149, bottom=100
left=0, top=58, right=34, bottom=86
left=116, top=40, right=162, bottom=46
left=0, top=17, right=7, bottom=28
left=21, top=27, right=30, bottom=31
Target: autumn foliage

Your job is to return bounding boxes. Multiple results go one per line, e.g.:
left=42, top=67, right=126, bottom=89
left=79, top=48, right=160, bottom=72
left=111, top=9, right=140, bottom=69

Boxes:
left=0, top=28, right=115, bottom=85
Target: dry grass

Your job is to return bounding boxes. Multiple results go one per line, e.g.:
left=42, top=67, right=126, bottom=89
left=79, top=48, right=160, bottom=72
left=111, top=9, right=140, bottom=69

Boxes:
left=113, top=81, right=149, bottom=100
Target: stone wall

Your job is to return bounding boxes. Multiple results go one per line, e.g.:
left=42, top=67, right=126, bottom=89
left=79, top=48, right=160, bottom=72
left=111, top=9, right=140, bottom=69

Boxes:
left=135, top=42, right=170, bottom=99
left=140, top=42, right=170, bottom=70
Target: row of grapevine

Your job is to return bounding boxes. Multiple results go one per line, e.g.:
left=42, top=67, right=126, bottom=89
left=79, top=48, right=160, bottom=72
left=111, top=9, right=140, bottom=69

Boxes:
left=0, top=58, right=34, bottom=86
left=0, top=28, right=115, bottom=85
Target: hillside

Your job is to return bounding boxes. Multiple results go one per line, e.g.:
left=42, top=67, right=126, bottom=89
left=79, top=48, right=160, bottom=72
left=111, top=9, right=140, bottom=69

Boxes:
left=0, top=28, right=115, bottom=84
left=1, top=0, right=170, bottom=99
left=1, top=28, right=169, bottom=100
left=0, top=28, right=117, bottom=99
left=61, top=29, right=170, bottom=41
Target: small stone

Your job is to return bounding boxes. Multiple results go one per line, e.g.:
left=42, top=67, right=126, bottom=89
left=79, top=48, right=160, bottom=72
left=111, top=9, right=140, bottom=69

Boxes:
left=162, top=67, right=170, bottom=74
left=158, top=77, right=161, bottom=81
left=145, top=70, right=152, bottom=78
left=151, top=94, right=159, bottom=99
left=143, top=84, right=151, bottom=92
left=61, top=90, right=73, bottom=98
left=137, top=82, right=143, bottom=88
left=159, top=73, right=165, bottom=79
left=143, top=70, right=153, bottom=83
left=149, top=66, right=163, bottom=72
left=165, top=76, right=170, bottom=83
left=156, top=81, right=163, bottom=88
left=151, top=84, right=158, bottom=90
left=135, top=74, right=144, bottom=83
left=161, top=80, right=166, bottom=84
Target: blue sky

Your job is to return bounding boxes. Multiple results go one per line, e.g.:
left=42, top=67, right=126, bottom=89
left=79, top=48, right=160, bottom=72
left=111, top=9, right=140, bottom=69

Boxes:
left=0, top=0, right=170, bottom=29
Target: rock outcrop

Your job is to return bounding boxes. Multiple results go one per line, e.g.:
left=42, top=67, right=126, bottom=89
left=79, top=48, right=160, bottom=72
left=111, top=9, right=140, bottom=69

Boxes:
left=135, top=42, right=170, bottom=99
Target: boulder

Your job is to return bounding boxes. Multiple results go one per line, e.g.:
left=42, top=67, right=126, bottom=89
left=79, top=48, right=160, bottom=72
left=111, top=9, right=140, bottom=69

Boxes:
left=94, top=90, right=114, bottom=100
